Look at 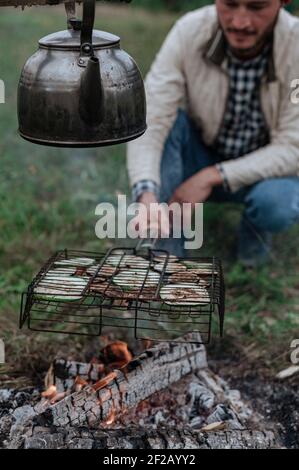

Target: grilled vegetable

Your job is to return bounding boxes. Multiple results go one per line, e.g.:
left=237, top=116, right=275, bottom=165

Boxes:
left=45, top=267, right=77, bottom=277
left=89, top=282, right=124, bottom=298
left=154, top=262, right=187, bottom=274
left=168, top=270, right=211, bottom=286
left=105, top=254, right=149, bottom=269
left=160, top=283, right=210, bottom=306
left=34, top=276, right=88, bottom=301
left=112, top=269, right=160, bottom=289
left=54, top=257, right=95, bottom=267
left=87, top=264, right=118, bottom=278
left=153, top=254, right=179, bottom=263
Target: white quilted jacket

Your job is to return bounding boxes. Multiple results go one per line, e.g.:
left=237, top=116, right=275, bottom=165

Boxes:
left=127, top=6, right=299, bottom=193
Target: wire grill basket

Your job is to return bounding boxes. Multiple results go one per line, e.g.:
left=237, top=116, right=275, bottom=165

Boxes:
left=20, top=246, right=225, bottom=344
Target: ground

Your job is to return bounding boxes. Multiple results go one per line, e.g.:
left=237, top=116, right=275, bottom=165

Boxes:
left=0, top=3, right=298, bottom=446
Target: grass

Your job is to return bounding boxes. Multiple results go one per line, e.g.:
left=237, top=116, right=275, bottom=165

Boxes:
left=0, top=4, right=298, bottom=386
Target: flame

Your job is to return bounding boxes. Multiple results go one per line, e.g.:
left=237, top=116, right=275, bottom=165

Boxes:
left=74, top=376, right=89, bottom=392
left=50, top=392, right=67, bottom=405
left=93, top=372, right=117, bottom=392
left=100, top=341, right=133, bottom=370
left=104, top=408, right=116, bottom=426
left=42, top=385, right=57, bottom=400
left=42, top=340, right=134, bottom=415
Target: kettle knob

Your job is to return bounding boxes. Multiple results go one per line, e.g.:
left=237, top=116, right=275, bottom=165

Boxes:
left=68, top=18, right=82, bottom=31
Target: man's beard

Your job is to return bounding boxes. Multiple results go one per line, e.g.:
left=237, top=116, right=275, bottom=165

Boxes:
left=219, top=11, right=279, bottom=59
left=228, top=30, right=272, bottom=58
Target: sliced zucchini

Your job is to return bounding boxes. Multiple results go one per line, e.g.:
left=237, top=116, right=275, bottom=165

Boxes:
left=39, top=276, right=87, bottom=285
left=168, top=271, right=199, bottom=283
left=153, top=254, right=179, bottom=263
left=154, top=262, right=187, bottom=274
left=113, top=269, right=160, bottom=289
left=54, top=257, right=95, bottom=267
left=105, top=255, right=149, bottom=269
left=160, top=283, right=210, bottom=306
left=34, top=276, right=88, bottom=302
left=90, top=282, right=124, bottom=298
left=183, top=261, right=218, bottom=275
left=87, top=264, right=118, bottom=278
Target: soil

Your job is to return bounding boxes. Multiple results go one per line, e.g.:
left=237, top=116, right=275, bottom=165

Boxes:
left=208, top=338, right=299, bottom=449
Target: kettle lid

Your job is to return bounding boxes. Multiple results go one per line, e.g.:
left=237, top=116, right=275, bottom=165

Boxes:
left=39, top=29, right=120, bottom=50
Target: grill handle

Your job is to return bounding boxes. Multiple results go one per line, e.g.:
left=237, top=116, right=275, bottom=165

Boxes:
left=135, top=235, right=158, bottom=253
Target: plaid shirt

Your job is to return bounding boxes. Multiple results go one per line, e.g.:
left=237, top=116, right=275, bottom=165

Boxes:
left=214, top=46, right=270, bottom=161
left=132, top=46, right=270, bottom=200
left=132, top=179, right=160, bottom=202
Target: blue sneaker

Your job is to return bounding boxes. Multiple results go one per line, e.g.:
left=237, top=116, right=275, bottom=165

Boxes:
left=237, top=216, right=272, bottom=268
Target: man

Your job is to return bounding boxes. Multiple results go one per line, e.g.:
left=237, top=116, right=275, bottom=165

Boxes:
left=127, top=0, right=299, bottom=266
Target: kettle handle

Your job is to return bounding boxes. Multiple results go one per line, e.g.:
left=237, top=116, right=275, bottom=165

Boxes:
left=80, top=0, right=96, bottom=62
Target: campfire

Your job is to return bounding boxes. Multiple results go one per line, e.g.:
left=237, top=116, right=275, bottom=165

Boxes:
left=0, top=332, right=279, bottom=449
left=37, top=333, right=207, bottom=428
left=1, top=249, right=276, bottom=448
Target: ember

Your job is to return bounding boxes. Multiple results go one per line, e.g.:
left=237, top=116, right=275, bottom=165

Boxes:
left=0, top=334, right=280, bottom=449
left=104, top=409, right=116, bottom=427
left=98, top=340, right=133, bottom=370
left=42, top=340, right=133, bottom=404
left=41, top=385, right=57, bottom=401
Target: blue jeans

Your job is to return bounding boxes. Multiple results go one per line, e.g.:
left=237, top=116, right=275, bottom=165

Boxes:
left=156, top=109, right=299, bottom=257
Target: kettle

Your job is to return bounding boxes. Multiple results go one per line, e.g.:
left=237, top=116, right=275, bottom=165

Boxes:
left=17, top=0, right=147, bottom=147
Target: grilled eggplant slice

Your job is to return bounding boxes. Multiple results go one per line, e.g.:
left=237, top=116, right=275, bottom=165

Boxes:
left=34, top=276, right=88, bottom=302
left=112, top=269, right=160, bottom=289
left=154, top=262, right=187, bottom=274
left=54, top=257, right=95, bottom=267
left=160, top=283, right=210, bottom=306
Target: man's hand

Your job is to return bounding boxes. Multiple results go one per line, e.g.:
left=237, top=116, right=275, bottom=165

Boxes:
left=168, top=166, right=223, bottom=205
left=136, top=192, right=170, bottom=238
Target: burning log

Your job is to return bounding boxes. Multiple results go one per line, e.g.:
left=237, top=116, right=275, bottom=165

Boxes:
left=36, top=333, right=207, bottom=428
left=2, top=334, right=283, bottom=449
left=45, top=341, right=133, bottom=393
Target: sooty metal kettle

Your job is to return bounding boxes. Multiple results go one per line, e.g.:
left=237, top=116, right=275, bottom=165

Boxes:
left=18, top=0, right=146, bottom=147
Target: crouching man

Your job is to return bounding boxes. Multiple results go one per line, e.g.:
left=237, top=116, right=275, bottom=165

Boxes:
left=127, top=0, right=299, bottom=266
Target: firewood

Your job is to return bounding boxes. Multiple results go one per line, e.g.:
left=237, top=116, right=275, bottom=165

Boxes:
left=23, top=427, right=279, bottom=449
left=36, top=333, right=207, bottom=428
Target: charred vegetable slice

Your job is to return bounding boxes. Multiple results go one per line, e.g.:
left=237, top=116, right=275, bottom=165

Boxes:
left=113, top=269, right=160, bottom=289
left=87, top=264, right=118, bottom=278
left=34, top=276, right=88, bottom=301
left=54, top=257, right=95, bottom=267
left=153, top=254, right=179, bottom=263
left=160, top=283, right=210, bottom=306
left=154, top=262, right=187, bottom=274
left=105, top=255, right=149, bottom=269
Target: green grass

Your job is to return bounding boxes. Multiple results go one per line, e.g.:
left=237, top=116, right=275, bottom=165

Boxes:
left=0, top=4, right=298, bottom=384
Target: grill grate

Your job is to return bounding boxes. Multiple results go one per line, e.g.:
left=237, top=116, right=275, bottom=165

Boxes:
left=19, top=247, right=225, bottom=344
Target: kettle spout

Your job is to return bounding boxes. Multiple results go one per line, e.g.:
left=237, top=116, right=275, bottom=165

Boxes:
left=79, top=57, right=103, bottom=127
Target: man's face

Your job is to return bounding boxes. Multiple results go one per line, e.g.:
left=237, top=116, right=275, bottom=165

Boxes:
left=216, top=0, right=285, bottom=56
